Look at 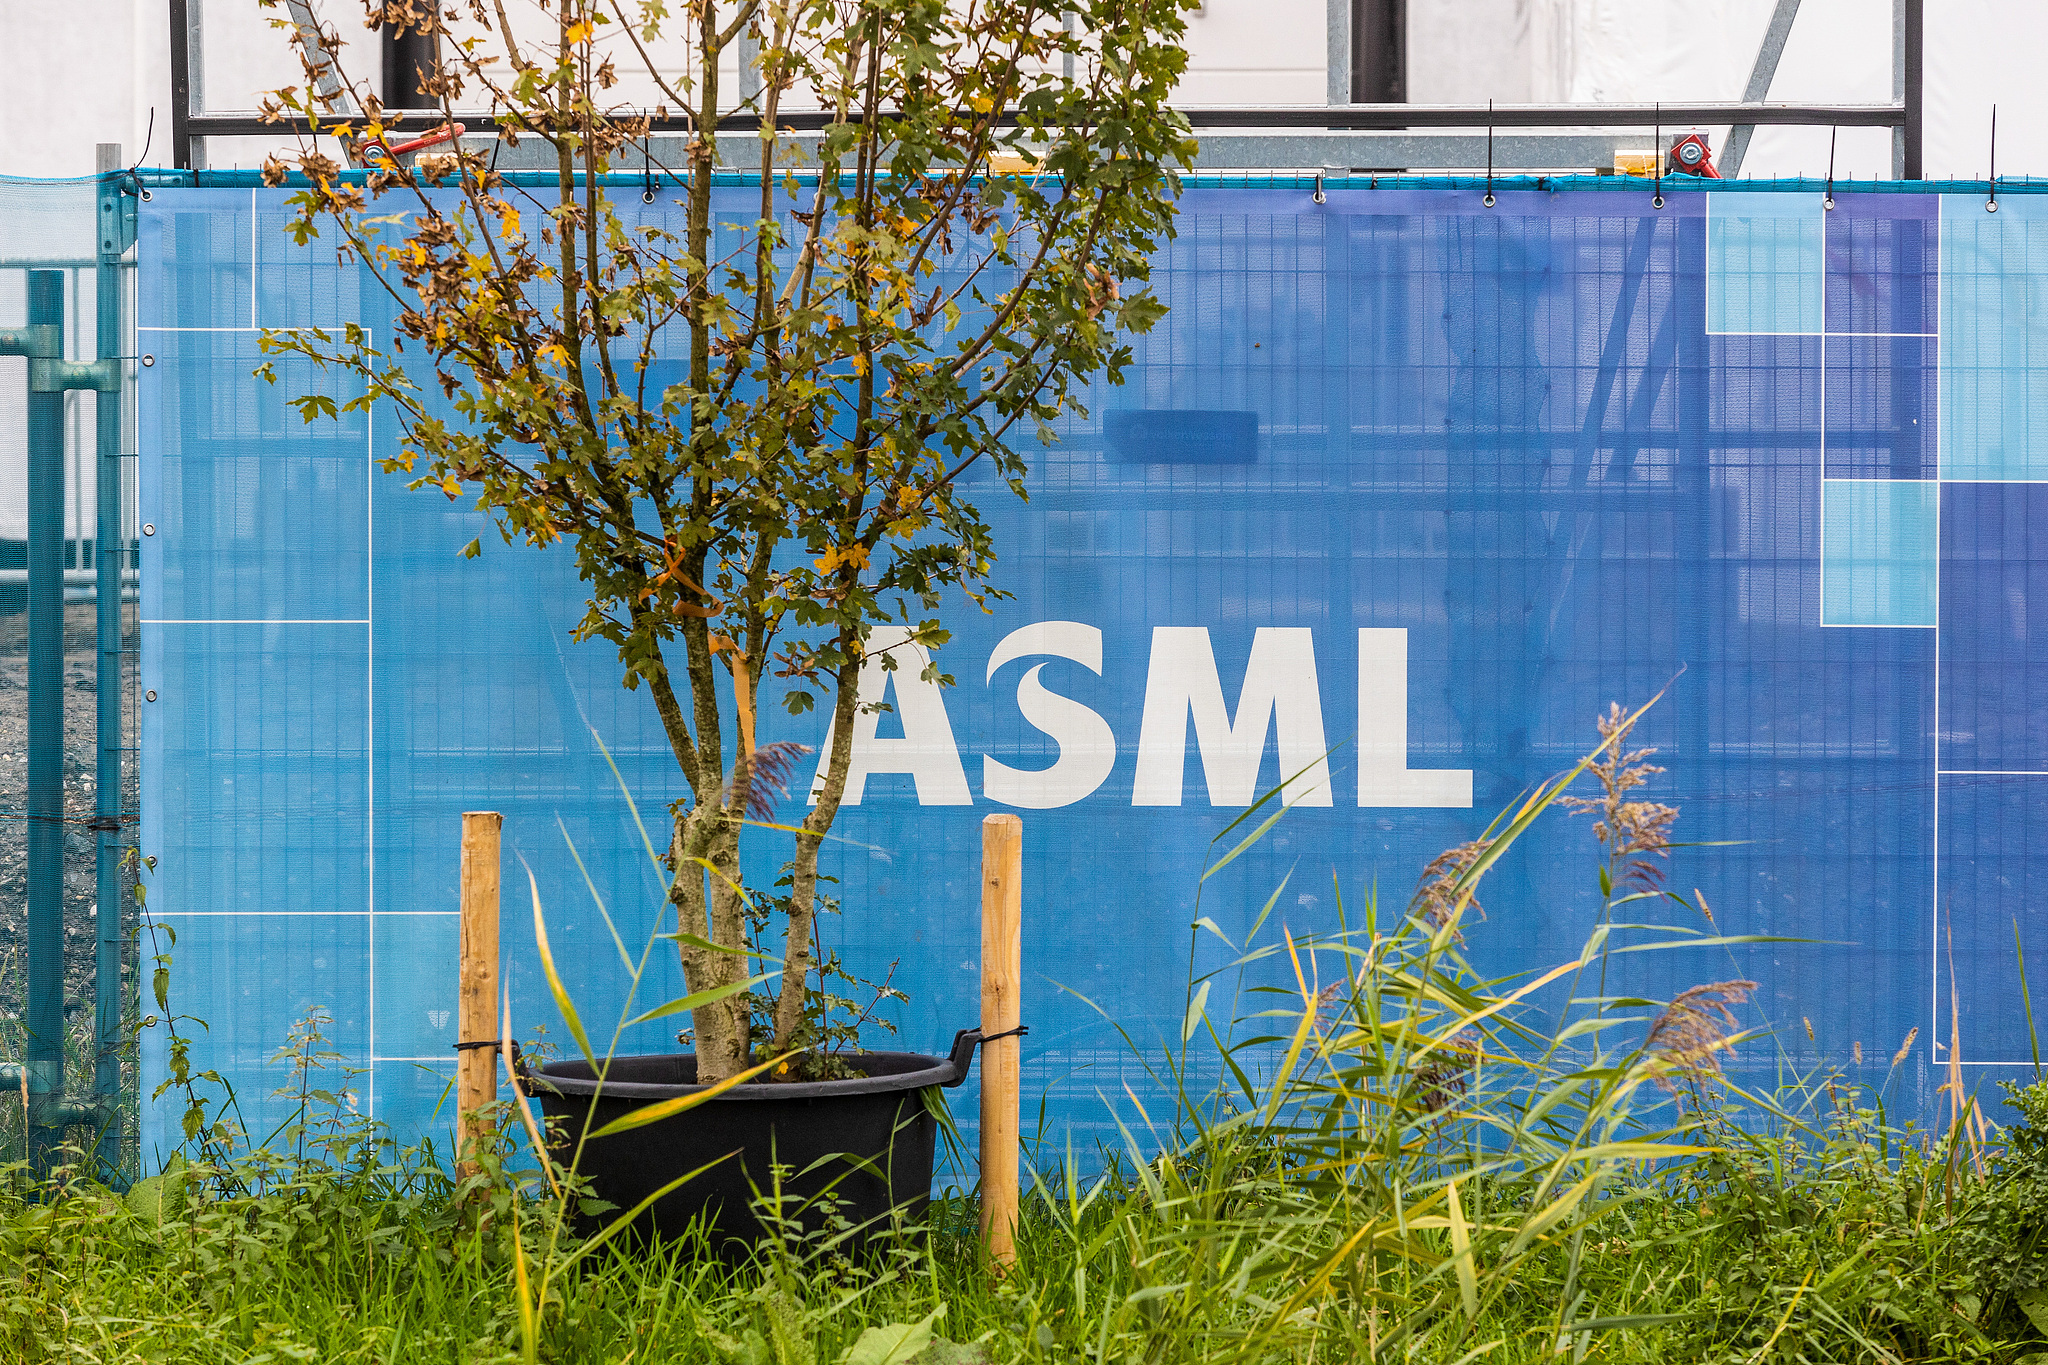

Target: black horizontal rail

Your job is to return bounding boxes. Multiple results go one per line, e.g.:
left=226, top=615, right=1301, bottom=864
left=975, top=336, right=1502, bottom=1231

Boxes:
left=184, top=100, right=1904, bottom=143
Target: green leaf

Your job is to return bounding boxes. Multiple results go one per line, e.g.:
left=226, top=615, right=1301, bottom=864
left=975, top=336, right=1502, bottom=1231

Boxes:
left=840, top=1309, right=942, bottom=1365
left=1201, top=799, right=1289, bottom=883
left=1557, top=1314, right=1690, bottom=1332
left=1445, top=1179, right=1478, bottom=1320
left=125, top=1153, right=188, bottom=1231
left=621, top=972, right=777, bottom=1029
left=662, top=931, right=770, bottom=959
left=460, top=537, right=482, bottom=559
left=1182, top=979, right=1211, bottom=1043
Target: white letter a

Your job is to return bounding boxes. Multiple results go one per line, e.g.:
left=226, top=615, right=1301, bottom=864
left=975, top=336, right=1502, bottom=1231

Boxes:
left=810, top=626, right=972, bottom=806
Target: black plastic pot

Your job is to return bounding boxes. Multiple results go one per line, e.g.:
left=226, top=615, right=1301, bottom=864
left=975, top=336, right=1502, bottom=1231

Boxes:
left=521, top=1029, right=981, bottom=1249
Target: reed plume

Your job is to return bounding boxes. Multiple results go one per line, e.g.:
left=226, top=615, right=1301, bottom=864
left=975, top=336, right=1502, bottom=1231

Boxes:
left=1644, top=980, right=1756, bottom=1092
left=1563, top=701, right=1678, bottom=891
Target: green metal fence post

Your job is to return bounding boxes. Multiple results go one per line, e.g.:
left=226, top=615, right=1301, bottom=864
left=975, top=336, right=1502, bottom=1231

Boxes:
left=25, top=270, right=64, bottom=1172
left=94, top=145, right=132, bottom=1178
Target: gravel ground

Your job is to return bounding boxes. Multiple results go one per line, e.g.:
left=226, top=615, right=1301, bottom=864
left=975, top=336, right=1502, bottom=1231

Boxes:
left=0, top=599, right=140, bottom=1082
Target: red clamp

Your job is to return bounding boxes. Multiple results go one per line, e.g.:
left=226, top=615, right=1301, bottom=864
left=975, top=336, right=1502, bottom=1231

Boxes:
left=1669, top=132, right=1722, bottom=179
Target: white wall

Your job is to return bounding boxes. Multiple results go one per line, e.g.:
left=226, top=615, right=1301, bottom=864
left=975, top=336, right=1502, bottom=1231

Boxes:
left=1438, top=0, right=2048, bottom=181
left=0, top=0, right=2044, bottom=179
left=1180, top=0, right=1329, bottom=104
left=1409, top=0, right=1532, bottom=103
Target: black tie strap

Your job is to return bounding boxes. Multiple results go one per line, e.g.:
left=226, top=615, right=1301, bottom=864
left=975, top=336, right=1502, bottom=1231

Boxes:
left=452, top=1039, right=501, bottom=1052
left=978, top=1025, right=1029, bottom=1045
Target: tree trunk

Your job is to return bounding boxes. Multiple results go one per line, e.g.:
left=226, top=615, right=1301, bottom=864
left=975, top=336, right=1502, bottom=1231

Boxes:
left=675, top=801, right=752, bottom=1082
left=773, top=651, right=862, bottom=1052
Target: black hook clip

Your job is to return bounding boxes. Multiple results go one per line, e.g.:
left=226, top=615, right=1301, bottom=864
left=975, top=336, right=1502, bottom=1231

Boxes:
left=1988, top=105, right=2000, bottom=213
left=1651, top=102, right=1664, bottom=209
left=1483, top=99, right=1496, bottom=207
left=643, top=135, right=657, bottom=204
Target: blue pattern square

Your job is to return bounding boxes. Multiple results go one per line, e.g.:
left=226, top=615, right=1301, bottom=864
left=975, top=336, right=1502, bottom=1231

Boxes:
left=1709, top=192, right=1825, bottom=334
left=1825, top=335, right=1936, bottom=480
left=1941, top=193, right=2048, bottom=480
left=1822, top=479, right=1939, bottom=626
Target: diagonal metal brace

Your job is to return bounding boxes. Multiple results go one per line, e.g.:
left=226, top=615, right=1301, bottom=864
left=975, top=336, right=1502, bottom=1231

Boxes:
left=1723, top=0, right=1803, bottom=178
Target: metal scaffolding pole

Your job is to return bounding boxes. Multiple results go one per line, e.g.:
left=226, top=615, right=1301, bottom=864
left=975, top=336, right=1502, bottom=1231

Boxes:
left=93, top=144, right=129, bottom=1175
left=0, top=179, right=133, bottom=1171
left=24, top=270, right=64, bottom=1171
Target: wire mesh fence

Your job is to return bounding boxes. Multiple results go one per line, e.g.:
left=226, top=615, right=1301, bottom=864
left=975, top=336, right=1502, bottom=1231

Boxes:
left=0, top=174, right=142, bottom=1174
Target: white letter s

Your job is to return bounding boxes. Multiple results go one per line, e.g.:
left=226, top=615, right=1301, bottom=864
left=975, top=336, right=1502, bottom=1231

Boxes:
left=982, top=622, right=1117, bottom=809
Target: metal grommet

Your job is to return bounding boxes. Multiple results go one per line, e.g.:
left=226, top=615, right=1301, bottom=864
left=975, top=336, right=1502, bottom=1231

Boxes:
left=140, top=187, right=153, bottom=202
left=1988, top=199, right=2000, bottom=213
left=141, top=354, right=154, bottom=367
left=142, top=523, right=156, bottom=536
left=1824, top=196, right=1835, bottom=211
left=642, top=189, right=655, bottom=204
left=1652, top=194, right=1665, bottom=210
left=1483, top=192, right=1496, bottom=207
left=145, top=690, right=157, bottom=703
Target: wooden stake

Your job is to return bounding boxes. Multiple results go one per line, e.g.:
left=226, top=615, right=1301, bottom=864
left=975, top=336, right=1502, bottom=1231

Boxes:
left=980, top=813, right=1023, bottom=1269
left=457, top=811, right=504, bottom=1181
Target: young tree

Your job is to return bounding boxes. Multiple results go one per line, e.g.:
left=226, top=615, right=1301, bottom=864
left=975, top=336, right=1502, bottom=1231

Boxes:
left=258, top=0, right=1193, bottom=1079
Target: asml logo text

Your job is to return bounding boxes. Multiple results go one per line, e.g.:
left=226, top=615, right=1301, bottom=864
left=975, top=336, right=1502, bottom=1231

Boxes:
left=810, top=625, right=1471, bottom=810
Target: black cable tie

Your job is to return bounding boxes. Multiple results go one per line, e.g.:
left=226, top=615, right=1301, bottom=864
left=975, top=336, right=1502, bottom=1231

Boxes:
left=1988, top=105, right=2000, bottom=213
left=1652, top=101, right=1664, bottom=209
left=452, top=1038, right=501, bottom=1052
left=979, top=1025, right=1029, bottom=1045
left=1824, top=126, right=1838, bottom=210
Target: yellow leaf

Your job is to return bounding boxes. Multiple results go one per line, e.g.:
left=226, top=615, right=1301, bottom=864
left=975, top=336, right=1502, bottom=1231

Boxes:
left=813, top=544, right=871, bottom=577
left=564, top=20, right=593, bottom=43
left=967, top=94, right=993, bottom=113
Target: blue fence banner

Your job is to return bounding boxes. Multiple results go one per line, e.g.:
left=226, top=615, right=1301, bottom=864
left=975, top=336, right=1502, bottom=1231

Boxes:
left=136, top=183, right=2048, bottom=1160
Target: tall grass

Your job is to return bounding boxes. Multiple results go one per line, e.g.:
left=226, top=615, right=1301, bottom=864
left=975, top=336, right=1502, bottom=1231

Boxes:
left=0, top=707, right=2042, bottom=1363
